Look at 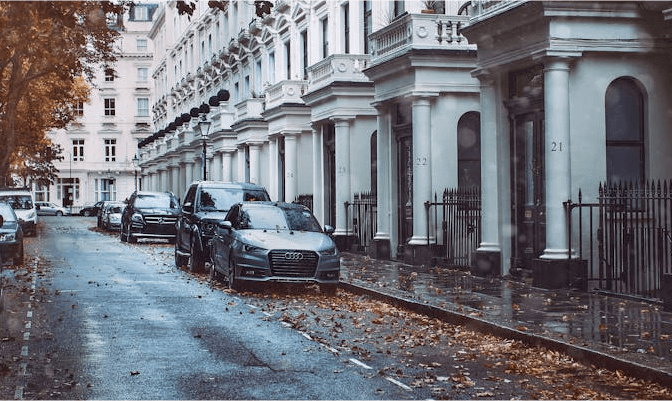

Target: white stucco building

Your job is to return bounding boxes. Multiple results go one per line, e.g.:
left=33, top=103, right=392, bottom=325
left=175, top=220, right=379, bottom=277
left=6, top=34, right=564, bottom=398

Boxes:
left=42, top=4, right=158, bottom=211
left=138, top=0, right=672, bottom=297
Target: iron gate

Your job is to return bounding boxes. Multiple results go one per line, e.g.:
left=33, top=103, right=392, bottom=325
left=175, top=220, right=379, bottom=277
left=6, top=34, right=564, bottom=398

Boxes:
left=565, top=181, right=672, bottom=300
left=427, top=187, right=481, bottom=268
left=345, top=192, right=377, bottom=253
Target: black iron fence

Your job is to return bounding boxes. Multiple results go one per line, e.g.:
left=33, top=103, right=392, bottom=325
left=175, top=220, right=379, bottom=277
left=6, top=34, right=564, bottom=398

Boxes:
left=565, top=180, right=672, bottom=301
left=345, top=192, right=377, bottom=253
left=293, top=194, right=313, bottom=211
left=426, top=187, right=481, bottom=268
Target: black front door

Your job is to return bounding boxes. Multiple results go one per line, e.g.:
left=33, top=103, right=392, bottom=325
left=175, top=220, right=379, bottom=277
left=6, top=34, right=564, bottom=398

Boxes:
left=511, top=113, right=546, bottom=271
left=397, top=132, right=413, bottom=253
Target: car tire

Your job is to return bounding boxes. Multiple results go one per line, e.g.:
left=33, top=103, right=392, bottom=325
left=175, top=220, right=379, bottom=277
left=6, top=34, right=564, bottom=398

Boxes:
left=125, top=225, right=137, bottom=243
left=209, top=262, right=221, bottom=283
left=13, top=243, right=24, bottom=266
left=189, top=239, right=205, bottom=273
left=228, top=257, right=240, bottom=291
left=56, top=211, right=63, bottom=217
left=175, top=246, right=188, bottom=268
left=320, top=284, right=337, bottom=295
left=83, top=210, right=92, bottom=217
left=120, top=224, right=127, bottom=242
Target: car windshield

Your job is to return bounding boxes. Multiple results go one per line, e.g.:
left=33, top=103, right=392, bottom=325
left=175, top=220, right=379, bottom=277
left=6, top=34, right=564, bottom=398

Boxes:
left=110, top=206, right=123, bottom=213
left=199, top=188, right=269, bottom=212
left=242, top=206, right=321, bottom=232
left=0, top=203, right=17, bottom=224
left=0, top=195, right=33, bottom=210
left=135, top=194, right=178, bottom=209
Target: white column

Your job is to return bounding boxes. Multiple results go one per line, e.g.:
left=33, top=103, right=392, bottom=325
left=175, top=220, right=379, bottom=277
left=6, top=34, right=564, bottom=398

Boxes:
left=333, top=118, right=352, bottom=237
left=312, top=125, right=324, bottom=225
left=409, top=98, right=432, bottom=245
left=248, top=143, right=261, bottom=185
left=477, top=74, right=500, bottom=253
left=237, top=145, right=246, bottom=182
left=284, top=133, right=298, bottom=203
left=374, top=105, right=391, bottom=244
left=542, top=57, right=572, bottom=259
left=212, top=153, right=222, bottom=182
left=222, top=151, right=233, bottom=182
left=184, top=161, right=194, bottom=188
left=171, top=166, right=180, bottom=197
left=268, top=137, right=279, bottom=200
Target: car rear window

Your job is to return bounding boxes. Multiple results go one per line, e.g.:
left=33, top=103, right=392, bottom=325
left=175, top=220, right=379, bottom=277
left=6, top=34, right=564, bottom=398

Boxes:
left=0, top=195, right=33, bottom=210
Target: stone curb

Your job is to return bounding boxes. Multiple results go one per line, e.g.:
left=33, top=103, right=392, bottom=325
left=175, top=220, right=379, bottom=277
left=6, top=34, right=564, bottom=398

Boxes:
left=339, top=280, right=672, bottom=388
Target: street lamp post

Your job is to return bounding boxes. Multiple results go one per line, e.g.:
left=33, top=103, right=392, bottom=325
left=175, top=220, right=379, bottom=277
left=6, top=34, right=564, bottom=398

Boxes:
left=132, top=155, right=140, bottom=192
left=194, top=114, right=212, bottom=181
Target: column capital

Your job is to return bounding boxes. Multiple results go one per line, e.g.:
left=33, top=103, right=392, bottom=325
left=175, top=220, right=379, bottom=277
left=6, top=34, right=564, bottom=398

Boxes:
left=330, top=116, right=354, bottom=126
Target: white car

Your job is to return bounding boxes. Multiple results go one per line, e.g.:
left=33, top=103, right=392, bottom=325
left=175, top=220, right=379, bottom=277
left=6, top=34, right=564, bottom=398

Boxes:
left=35, top=201, right=70, bottom=216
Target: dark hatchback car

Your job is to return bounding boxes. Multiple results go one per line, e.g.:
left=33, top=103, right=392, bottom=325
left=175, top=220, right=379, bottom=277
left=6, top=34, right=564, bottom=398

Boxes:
left=209, top=202, right=339, bottom=293
left=80, top=200, right=105, bottom=217
left=0, top=202, right=24, bottom=266
left=175, top=181, right=270, bottom=273
left=120, top=191, right=180, bottom=244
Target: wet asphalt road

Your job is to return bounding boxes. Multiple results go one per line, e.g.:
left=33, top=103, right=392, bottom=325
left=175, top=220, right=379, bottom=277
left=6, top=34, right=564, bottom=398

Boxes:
left=27, top=216, right=405, bottom=399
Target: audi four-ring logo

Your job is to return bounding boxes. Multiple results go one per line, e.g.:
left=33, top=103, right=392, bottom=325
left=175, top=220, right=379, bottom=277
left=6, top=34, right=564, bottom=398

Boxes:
left=284, top=252, right=304, bottom=260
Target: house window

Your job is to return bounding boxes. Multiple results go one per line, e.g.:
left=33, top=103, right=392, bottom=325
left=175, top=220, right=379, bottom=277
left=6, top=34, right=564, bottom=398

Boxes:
left=133, top=5, right=148, bottom=21
left=284, top=40, right=291, bottom=80
left=104, top=98, right=115, bottom=116
left=104, top=68, right=114, bottom=82
left=321, top=18, right=329, bottom=58
left=268, top=51, right=275, bottom=84
left=72, top=140, right=84, bottom=162
left=137, top=98, right=149, bottom=116
left=255, top=59, right=262, bottom=94
left=96, top=178, right=116, bottom=202
left=74, top=101, right=84, bottom=117
left=393, top=1, right=405, bottom=17
left=137, top=67, right=148, bottom=82
left=301, top=30, right=308, bottom=79
left=343, top=3, right=350, bottom=54
left=136, top=38, right=148, bottom=51
left=57, top=178, right=80, bottom=204
left=457, top=112, right=481, bottom=188
left=105, top=139, right=117, bottom=162
left=364, top=1, right=372, bottom=54
left=34, top=184, right=49, bottom=202
left=605, top=77, right=645, bottom=183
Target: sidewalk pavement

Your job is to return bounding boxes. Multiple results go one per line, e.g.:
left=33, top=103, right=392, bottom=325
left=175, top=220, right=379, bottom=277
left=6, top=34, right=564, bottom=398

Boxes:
left=338, top=252, right=672, bottom=387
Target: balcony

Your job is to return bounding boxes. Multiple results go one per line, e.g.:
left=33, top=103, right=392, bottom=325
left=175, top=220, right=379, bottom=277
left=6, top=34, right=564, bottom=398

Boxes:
left=369, top=12, right=474, bottom=66
left=307, top=54, right=372, bottom=92
left=265, top=80, right=308, bottom=110
left=234, top=97, right=265, bottom=121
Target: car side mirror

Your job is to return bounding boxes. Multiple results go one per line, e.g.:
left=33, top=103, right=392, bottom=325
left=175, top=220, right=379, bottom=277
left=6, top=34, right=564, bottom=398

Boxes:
left=35, top=204, right=41, bottom=210
left=0, top=215, right=3, bottom=227
left=324, top=225, right=335, bottom=235
left=182, top=202, right=193, bottom=214
left=218, top=220, right=233, bottom=230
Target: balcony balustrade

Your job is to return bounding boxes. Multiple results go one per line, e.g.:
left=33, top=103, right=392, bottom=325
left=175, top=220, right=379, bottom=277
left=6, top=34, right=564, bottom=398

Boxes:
left=307, top=54, right=372, bottom=92
left=234, top=97, right=265, bottom=121
left=369, top=12, right=474, bottom=65
left=265, top=80, right=308, bottom=110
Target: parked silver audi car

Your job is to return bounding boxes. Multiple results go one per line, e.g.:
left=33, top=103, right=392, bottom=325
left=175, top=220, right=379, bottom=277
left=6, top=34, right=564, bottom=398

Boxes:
left=209, top=202, right=340, bottom=293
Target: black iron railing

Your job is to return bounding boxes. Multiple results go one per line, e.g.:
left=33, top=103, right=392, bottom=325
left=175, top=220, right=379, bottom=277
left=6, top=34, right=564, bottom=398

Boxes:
left=565, top=180, right=672, bottom=300
left=426, top=187, right=481, bottom=268
left=345, top=192, right=377, bottom=253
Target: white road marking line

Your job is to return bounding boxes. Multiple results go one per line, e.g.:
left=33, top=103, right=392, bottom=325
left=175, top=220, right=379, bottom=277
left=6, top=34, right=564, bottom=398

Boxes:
left=349, top=358, right=373, bottom=370
left=21, top=346, right=28, bottom=356
left=385, top=377, right=413, bottom=391
left=24, top=321, right=31, bottom=329
left=300, top=332, right=312, bottom=340
left=321, top=343, right=340, bottom=354
left=26, top=311, right=32, bottom=318
left=19, top=363, right=28, bottom=376
left=23, top=332, right=30, bottom=341
left=14, top=386, right=23, bottom=399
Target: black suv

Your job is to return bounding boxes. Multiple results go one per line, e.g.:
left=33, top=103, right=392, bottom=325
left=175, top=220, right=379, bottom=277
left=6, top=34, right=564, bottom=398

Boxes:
left=120, top=191, right=180, bottom=244
left=175, top=181, right=269, bottom=272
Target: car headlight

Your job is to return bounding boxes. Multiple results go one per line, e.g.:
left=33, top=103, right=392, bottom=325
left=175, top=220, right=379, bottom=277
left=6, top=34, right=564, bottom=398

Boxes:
left=318, top=247, right=338, bottom=256
left=201, top=222, right=216, bottom=235
left=131, top=213, right=144, bottom=223
left=242, top=243, right=267, bottom=254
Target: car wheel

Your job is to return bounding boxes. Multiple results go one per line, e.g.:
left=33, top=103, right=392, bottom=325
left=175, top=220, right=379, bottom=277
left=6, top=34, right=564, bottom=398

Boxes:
left=320, top=283, right=337, bottom=295
left=13, top=243, right=24, bottom=266
left=56, top=211, right=63, bottom=217
left=189, top=239, right=205, bottom=273
left=127, top=225, right=137, bottom=243
left=209, top=262, right=221, bottom=283
left=228, top=257, right=240, bottom=291
left=83, top=210, right=92, bottom=217
left=175, top=246, right=188, bottom=268
left=120, top=224, right=127, bottom=242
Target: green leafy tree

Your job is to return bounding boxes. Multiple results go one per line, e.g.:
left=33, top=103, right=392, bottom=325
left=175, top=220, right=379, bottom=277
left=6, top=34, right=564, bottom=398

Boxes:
left=0, top=1, right=125, bottom=186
